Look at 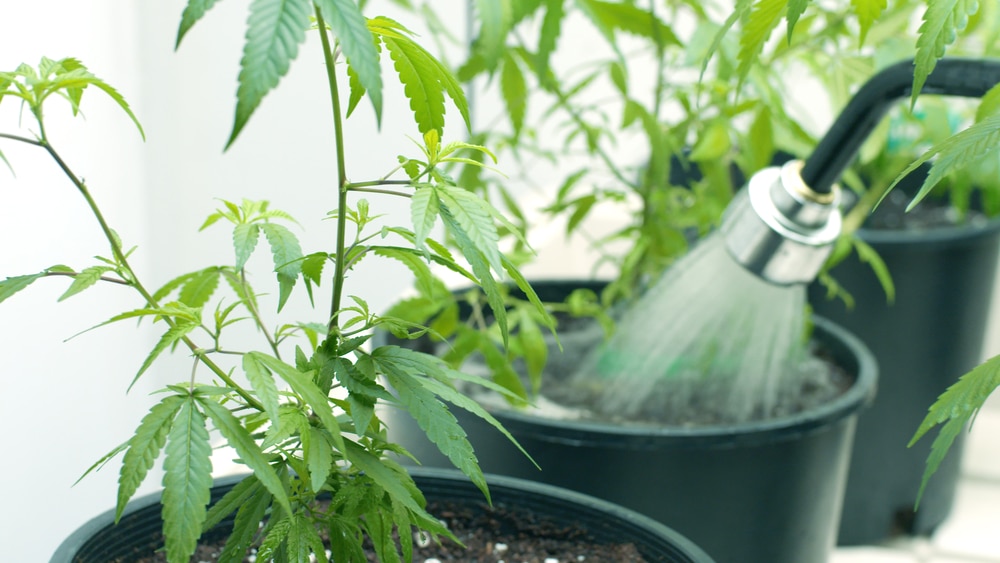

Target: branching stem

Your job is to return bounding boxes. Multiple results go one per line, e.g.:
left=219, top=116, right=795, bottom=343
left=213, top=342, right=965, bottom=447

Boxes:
left=28, top=133, right=264, bottom=411
left=347, top=186, right=413, bottom=198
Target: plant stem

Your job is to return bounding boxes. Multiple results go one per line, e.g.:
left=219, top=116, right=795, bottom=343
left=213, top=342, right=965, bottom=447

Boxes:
left=0, top=132, right=44, bottom=146
left=316, top=7, right=348, bottom=338
left=43, top=270, right=131, bottom=285
left=34, top=137, right=264, bottom=411
left=347, top=186, right=413, bottom=198
left=348, top=179, right=413, bottom=188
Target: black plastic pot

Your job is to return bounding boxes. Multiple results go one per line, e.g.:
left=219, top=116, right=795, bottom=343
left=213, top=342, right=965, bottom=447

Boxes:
left=383, top=281, right=877, bottom=563
left=51, top=467, right=713, bottom=563
left=808, top=176, right=1000, bottom=544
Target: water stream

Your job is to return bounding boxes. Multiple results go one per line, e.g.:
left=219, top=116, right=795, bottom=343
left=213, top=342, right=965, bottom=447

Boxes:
left=556, top=233, right=833, bottom=425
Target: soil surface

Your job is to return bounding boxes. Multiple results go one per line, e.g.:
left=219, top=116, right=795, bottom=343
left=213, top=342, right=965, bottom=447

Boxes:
left=123, top=500, right=647, bottom=563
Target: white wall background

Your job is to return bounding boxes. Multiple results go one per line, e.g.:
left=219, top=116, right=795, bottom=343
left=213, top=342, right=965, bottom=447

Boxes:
left=0, top=1, right=466, bottom=560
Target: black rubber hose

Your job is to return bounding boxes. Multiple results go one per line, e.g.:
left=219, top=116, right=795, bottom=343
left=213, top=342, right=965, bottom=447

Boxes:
left=801, top=58, right=1000, bottom=195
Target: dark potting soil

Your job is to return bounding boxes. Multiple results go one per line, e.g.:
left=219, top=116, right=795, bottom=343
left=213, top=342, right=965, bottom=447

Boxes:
left=122, top=499, right=647, bottom=563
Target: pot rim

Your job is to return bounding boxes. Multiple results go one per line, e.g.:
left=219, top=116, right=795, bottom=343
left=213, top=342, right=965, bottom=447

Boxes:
left=50, top=467, right=715, bottom=563
left=858, top=213, right=1000, bottom=246
left=482, top=315, right=878, bottom=450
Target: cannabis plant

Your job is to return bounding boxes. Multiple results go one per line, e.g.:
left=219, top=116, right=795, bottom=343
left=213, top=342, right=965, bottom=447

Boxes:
left=0, top=2, right=550, bottom=562
left=445, top=0, right=1000, bottom=500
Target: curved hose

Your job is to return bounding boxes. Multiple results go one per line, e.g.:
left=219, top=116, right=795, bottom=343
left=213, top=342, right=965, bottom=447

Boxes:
left=801, top=58, right=1000, bottom=195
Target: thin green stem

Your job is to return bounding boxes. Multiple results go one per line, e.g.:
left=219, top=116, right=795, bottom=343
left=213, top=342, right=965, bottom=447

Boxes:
left=346, top=186, right=413, bottom=198
left=239, top=270, right=282, bottom=358
left=43, top=270, right=130, bottom=285
left=36, top=138, right=264, bottom=411
left=347, top=179, right=413, bottom=188
left=316, top=7, right=349, bottom=337
left=0, top=132, right=43, bottom=146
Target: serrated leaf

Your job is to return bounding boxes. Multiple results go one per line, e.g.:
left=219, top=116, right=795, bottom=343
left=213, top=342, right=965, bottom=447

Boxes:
left=228, top=0, right=311, bottom=147
left=314, top=0, right=382, bottom=123
left=344, top=440, right=433, bottom=511
left=129, top=320, right=199, bottom=391
left=701, top=0, right=752, bottom=79
left=256, top=515, right=293, bottom=561
left=376, top=354, right=488, bottom=498
left=202, top=474, right=261, bottom=532
left=435, top=186, right=503, bottom=274
left=912, top=0, right=978, bottom=107
left=217, top=479, right=272, bottom=563
left=786, top=0, right=809, bottom=43
left=260, top=222, right=303, bottom=279
left=420, top=374, right=537, bottom=468
left=374, top=246, right=437, bottom=299
left=410, top=187, right=439, bottom=251
left=853, top=238, right=895, bottom=304
left=438, top=206, right=508, bottom=348
left=57, top=265, right=113, bottom=302
left=251, top=352, right=346, bottom=453
left=305, top=427, right=334, bottom=493
left=153, top=271, right=198, bottom=302
left=500, top=52, right=527, bottom=137
left=40, top=63, right=145, bottom=139
left=371, top=16, right=470, bottom=133
left=536, top=0, right=565, bottom=78
left=161, top=396, right=213, bottom=563
left=565, top=195, right=596, bottom=236
left=501, top=255, right=556, bottom=335
left=289, top=513, right=328, bottom=562
left=243, top=354, right=282, bottom=432
left=332, top=357, right=385, bottom=436
left=738, top=0, right=788, bottom=83
left=176, top=0, right=224, bottom=47
left=976, top=82, right=1000, bottom=122
left=479, top=337, right=528, bottom=401
left=381, top=34, right=445, bottom=135
left=0, top=274, right=44, bottom=305
left=197, top=396, right=292, bottom=516
left=577, top=0, right=680, bottom=45
left=178, top=267, right=222, bottom=308
left=116, top=395, right=185, bottom=521
left=852, top=0, right=887, bottom=46
left=887, top=113, right=1000, bottom=211
left=473, top=0, right=512, bottom=70
left=911, top=354, right=1000, bottom=506
left=517, top=308, right=547, bottom=394
left=233, top=223, right=260, bottom=270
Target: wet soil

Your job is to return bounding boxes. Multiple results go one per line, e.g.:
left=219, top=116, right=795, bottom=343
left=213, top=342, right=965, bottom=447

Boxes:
left=124, top=500, right=647, bottom=563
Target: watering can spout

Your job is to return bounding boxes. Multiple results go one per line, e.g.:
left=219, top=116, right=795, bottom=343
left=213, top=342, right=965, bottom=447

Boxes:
left=721, top=160, right=841, bottom=285
left=720, top=57, right=1000, bottom=285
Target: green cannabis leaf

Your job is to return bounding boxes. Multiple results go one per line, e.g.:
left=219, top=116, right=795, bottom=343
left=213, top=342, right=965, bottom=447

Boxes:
left=738, top=0, right=788, bottom=83
left=314, top=0, right=383, bottom=123
left=473, top=0, right=514, bottom=70
left=377, top=21, right=470, bottom=135
left=910, top=354, right=1000, bottom=506
left=883, top=113, right=1000, bottom=211
left=912, top=0, right=979, bottom=107
left=852, top=0, right=887, bottom=46
left=161, top=395, right=213, bottom=563
left=229, top=0, right=311, bottom=146
left=116, top=395, right=186, bottom=521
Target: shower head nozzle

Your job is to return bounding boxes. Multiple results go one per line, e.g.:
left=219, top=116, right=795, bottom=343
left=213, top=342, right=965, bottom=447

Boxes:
left=720, top=160, right=842, bottom=285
